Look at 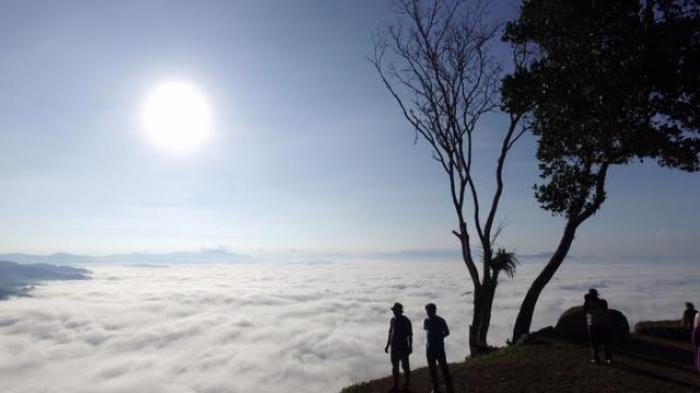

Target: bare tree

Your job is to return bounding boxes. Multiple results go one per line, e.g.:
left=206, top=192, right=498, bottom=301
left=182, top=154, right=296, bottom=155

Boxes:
left=371, top=0, right=527, bottom=356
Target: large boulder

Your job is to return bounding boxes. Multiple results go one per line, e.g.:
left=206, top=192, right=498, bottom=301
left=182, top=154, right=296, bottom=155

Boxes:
left=555, top=306, right=630, bottom=345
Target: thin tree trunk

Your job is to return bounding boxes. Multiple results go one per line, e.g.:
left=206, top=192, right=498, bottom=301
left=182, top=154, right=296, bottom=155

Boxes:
left=511, top=220, right=578, bottom=342
left=455, top=219, right=485, bottom=357
left=469, top=289, right=481, bottom=356
left=460, top=233, right=483, bottom=357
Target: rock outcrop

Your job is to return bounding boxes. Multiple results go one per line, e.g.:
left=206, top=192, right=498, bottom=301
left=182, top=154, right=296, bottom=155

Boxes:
left=555, top=306, right=630, bottom=344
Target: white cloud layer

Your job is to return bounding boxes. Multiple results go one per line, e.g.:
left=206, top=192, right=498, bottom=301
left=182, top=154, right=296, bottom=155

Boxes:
left=0, top=260, right=697, bottom=393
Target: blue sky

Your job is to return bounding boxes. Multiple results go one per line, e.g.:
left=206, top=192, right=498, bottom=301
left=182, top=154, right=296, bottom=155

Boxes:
left=0, top=0, right=698, bottom=260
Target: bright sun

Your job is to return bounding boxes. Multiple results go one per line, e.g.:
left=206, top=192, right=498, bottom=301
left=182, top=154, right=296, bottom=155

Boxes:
left=143, top=81, right=211, bottom=153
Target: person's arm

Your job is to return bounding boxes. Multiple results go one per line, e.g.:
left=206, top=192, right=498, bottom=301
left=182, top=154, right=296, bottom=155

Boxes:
left=385, top=319, right=393, bottom=353
left=442, top=318, right=450, bottom=338
left=407, top=319, right=413, bottom=352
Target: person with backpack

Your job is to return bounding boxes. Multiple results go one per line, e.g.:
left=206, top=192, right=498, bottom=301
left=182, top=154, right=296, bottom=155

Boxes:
left=583, top=288, right=612, bottom=363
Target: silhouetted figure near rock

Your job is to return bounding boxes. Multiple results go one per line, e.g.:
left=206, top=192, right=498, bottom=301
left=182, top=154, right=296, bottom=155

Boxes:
left=385, top=302, right=412, bottom=392
left=583, top=288, right=612, bottom=363
left=683, top=302, right=697, bottom=328
left=693, top=312, right=700, bottom=372
left=424, top=303, right=454, bottom=393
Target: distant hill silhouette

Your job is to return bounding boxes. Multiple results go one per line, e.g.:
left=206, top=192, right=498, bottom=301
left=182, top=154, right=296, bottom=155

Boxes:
left=0, top=260, right=91, bottom=300
left=0, top=249, right=250, bottom=266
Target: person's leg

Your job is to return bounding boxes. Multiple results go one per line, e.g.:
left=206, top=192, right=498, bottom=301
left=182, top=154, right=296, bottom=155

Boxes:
left=593, top=325, right=603, bottom=362
left=694, top=345, right=700, bottom=372
left=588, top=325, right=600, bottom=362
left=400, top=355, right=411, bottom=388
left=427, top=352, right=440, bottom=392
left=437, top=351, right=453, bottom=393
left=391, top=356, right=400, bottom=390
left=603, top=326, right=612, bottom=362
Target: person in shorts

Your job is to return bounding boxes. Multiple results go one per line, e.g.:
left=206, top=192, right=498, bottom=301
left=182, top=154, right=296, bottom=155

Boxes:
left=385, top=302, right=412, bottom=391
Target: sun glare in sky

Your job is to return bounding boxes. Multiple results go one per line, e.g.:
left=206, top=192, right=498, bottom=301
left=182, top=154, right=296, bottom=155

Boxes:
left=142, top=81, right=211, bottom=153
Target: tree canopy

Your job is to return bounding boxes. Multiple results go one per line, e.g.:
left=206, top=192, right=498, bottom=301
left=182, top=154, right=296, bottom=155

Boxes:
left=504, top=2, right=699, bottom=215
left=503, top=0, right=700, bottom=340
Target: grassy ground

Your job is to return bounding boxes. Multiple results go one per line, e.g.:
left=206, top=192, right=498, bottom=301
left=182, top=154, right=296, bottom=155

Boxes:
left=340, top=337, right=700, bottom=393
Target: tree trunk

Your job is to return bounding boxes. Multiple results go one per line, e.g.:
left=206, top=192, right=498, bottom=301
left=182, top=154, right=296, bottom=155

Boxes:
left=475, top=276, right=496, bottom=352
left=511, top=220, right=579, bottom=342
left=468, top=275, right=497, bottom=356
left=468, top=291, right=480, bottom=356
left=455, top=223, right=486, bottom=358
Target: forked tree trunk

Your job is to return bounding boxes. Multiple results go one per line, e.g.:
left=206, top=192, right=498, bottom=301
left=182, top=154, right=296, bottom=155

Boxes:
left=512, top=220, right=578, bottom=342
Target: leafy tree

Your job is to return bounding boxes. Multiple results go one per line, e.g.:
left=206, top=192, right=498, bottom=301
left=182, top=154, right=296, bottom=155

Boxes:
left=502, top=0, right=700, bottom=341
left=372, top=0, right=527, bottom=355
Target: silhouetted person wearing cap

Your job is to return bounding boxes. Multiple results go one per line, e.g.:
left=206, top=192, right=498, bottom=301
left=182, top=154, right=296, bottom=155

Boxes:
left=385, top=302, right=412, bottom=391
left=583, top=288, right=612, bottom=363
left=424, top=303, right=454, bottom=393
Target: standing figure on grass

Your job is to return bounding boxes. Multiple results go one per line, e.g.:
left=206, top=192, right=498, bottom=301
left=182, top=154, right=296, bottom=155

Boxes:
left=693, top=311, right=700, bottom=372
left=424, top=303, right=454, bottom=393
left=683, top=302, right=697, bottom=328
left=385, top=302, right=412, bottom=392
left=584, top=289, right=612, bottom=364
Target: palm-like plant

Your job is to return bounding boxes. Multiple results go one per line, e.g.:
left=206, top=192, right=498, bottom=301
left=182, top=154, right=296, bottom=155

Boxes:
left=491, top=248, right=519, bottom=282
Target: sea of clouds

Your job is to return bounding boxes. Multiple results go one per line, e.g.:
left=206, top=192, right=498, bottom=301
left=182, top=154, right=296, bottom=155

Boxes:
left=0, top=260, right=698, bottom=393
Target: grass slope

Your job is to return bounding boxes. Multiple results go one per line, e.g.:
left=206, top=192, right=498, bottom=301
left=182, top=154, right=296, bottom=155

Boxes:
left=341, top=337, right=700, bottom=393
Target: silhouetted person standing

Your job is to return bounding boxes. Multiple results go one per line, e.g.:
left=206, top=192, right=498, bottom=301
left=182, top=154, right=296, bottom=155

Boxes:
left=385, top=302, right=412, bottom=391
left=683, top=302, right=697, bottom=328
left=583, top=288, right=612, bottom=363
left=424, top=303, right=454, bottom=393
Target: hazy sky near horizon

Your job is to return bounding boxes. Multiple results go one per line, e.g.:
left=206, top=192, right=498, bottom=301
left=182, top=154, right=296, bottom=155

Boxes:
left=0, top=0, right=698, bottom=260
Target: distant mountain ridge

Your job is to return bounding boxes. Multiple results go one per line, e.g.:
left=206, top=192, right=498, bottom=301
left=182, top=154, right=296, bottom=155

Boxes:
left=0, top=260, right=91, bottom=300
left=1, top=249, right=637, bottom=267
left=0, top=249, right=250, bottom=266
